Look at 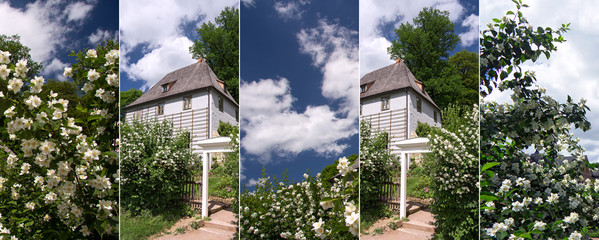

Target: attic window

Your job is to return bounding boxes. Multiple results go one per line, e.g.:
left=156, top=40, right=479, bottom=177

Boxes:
left=360, top=84, right=367, bottom=93
left=417, top=98, right=422, bottom=113
left=162, top=81, right=176, bottom=92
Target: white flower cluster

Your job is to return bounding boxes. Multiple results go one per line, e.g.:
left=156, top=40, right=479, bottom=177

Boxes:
left=241, top=157, right=358, bottom=239
left=0, top=47, right=119, bottom=238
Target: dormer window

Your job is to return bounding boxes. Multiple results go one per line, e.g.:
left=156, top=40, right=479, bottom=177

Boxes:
left=360, top=84, right=367, bottom=93
left=162, top=81, right=176, bottom=92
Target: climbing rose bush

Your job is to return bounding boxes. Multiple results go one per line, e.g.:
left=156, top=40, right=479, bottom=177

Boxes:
left=480, top=1, right=597, bottom=239
left=240, top=158, right=358, bottom=239
left=0, top=45, right=118, bottom=239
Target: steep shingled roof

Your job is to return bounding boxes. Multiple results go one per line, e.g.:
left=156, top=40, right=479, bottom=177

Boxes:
left=125, top=59, right=237, bottom=109
left=360, top=60, right=440, bottom=111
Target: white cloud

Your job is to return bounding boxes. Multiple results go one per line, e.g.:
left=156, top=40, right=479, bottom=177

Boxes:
left=359, top=0, right=465, bottom=76
left=246, top=178, right=259, bottom=187
left=89, top=28, right=116, bottom=45
left=274, top=1, right=308, bottom=20
left=0, top=1, right=99, bottom=79
left=483, top=0, right=599, bottom=163
left=240, top=78, right=355, bottom=164
left=124, top=37, right=196, bottom=90
left=459, top=14, right=478, bottom=46
left=241, top=0, right=255, bottom=8
left=297, top=19, right=359, bottom=116
left=120, top=0, right=238, bottom=89
left=241, top=19, right=358, bottom=163
left=43, top=58, right=68, bottom=81
left=64, top=2, right=94, bottom=22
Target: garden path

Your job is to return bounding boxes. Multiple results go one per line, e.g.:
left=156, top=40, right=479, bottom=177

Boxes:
left=152, top=204, right=236, bottom=240
left=362, top=209, right=434, bottom=240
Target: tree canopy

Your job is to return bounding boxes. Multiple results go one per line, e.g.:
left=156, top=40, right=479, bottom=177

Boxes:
left=0, top=34, right=43, bottom=78
left=120, top=88, right=143, bottom=120
left=189, top=7, right=239, bottom=103
left=387, top=8, right=477, bottom=110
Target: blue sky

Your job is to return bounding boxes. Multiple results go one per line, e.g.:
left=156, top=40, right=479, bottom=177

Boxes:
left=240, top=0, right=359, bottom=188
left=119, top=0, right=239, bottom=92
left=482, top=0, right=599, bottom=163
left=360, top=0, right=479, bottom=76
left=0, top=0, right=117, bottom=81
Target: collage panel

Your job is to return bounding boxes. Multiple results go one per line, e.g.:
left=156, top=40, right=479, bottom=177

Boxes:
left=119, top=1, right=240, bottom=239
left=0, top=1, right=119, bottom=239
left=238, top=0, right=359, bottom=239
left=359, top=0, right=479, bottom=239
left=480, top=0, right=599, bottom=239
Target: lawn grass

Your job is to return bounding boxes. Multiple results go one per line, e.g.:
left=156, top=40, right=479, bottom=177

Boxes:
left=120, top=210, right=181, bottom=240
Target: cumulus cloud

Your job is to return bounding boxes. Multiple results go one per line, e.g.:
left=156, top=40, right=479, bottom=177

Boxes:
left=89, top=28, right=116, bottom=45
left=120, top=0, right=238, bottom=89
left=64, top=2, right=94, bottom=22
left=246, top=178, right=259, bottom=187
left=482, top=0, right=599, bottom=162
left=359, top=0, right=465, bottom=76
left=274, top=0, right=309, bottom=20
left=123, top=37, right=196, bottom=90
left=459, top=14, right=478, bottom=46
left=43, top=58, right=68, bottom=81
left=241, top=20, right=358, bottom=164
left=0, top=1, right=99, bottom=79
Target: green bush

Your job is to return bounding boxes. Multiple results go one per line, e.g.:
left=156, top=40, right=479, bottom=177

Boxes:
left=211, top=123, right=239, bottom=201
left=423, top=105, right=479, bottom=239
left=121, top=120, right=197, bottom=215
left=360, top=120, right=395, bottom=223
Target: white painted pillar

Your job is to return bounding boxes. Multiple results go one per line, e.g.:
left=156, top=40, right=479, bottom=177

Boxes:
left=400, top=152, right=407, bottom=218
left=202, top=151, right=209, bottom=217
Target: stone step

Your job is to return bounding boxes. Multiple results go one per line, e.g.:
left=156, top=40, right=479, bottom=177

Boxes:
left=402, top=220, right=434, bottom=233
left=204, top=220, right=236, bottom=232
left=394, top=228, right=434, bottom=240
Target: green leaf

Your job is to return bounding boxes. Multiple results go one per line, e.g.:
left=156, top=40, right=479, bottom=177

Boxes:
left=481, top=162, right=500, bottom=172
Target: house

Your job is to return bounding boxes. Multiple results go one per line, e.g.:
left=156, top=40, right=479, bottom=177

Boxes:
left=360, top=59, right=441, bottom=155
left=123, top=58, right=239, bottom=155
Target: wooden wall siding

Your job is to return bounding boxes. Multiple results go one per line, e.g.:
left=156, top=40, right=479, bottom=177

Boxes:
left=360, top=108, right=408, bottom=155
left=125, top=107, right=210, bottom=153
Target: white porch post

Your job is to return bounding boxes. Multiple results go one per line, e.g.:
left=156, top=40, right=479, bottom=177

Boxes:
left=400, top=152, right=407, bottom=218
left=202, top=151, right=209, bottom=218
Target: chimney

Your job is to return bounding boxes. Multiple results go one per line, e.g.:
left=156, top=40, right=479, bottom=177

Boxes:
left=198, top=58, right=203, bottom=63
left=396, top=58, right=402, bottom=64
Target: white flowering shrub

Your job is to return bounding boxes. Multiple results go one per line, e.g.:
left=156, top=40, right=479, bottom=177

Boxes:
left=240, top=157, right=358, bottom=239
left=120, top=120, right=197, bottom=215
left=359, top=120, right=394, bottom=223
left=423, top=104, right=478, bottom=239
left=480, top=1, right=598, bottom=239
left=0, top=44, right=118, bottom=239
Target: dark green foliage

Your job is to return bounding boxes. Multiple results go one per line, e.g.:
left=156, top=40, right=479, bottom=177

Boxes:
left=319, top=154, right=358, bottom=189
left=120, top=88, right=144, bottom=120
left=387, top=9, right=477, bottom=110
left=190, top=7, right=239, bottom=103
left=217, top=121, right=235, bottom=137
